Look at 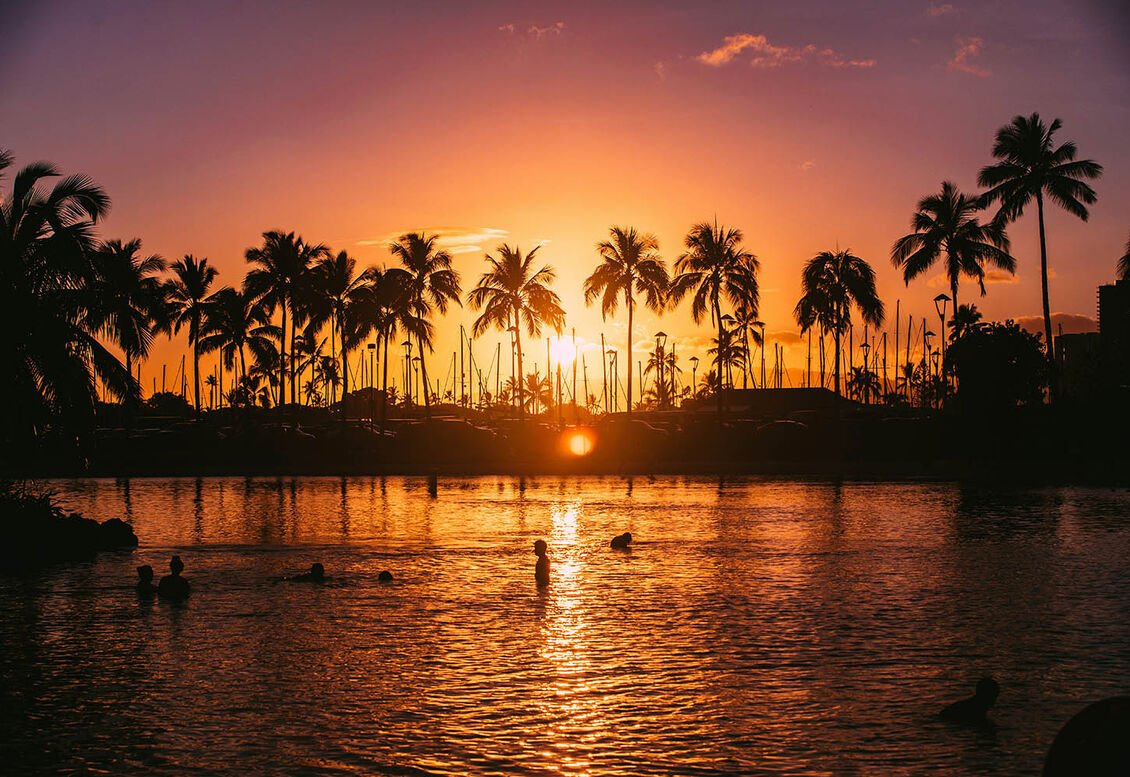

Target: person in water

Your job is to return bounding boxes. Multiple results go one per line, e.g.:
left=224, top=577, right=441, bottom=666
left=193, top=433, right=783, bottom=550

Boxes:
left=289, top=563, right=326, bottom=582
left=533, top=540, right=550, bottom=587
left=157, top=555, right=191, bottom=601
left=610, top=532, right=632, bottom=549
left=378, top=570, right=393, bottom=582
left=135, top=565, right=158, bottom=597
left=941, top=677, right=1000, bottom=724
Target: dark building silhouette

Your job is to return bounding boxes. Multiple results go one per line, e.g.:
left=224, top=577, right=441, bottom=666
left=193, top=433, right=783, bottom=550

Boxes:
left=1099, top=279, right=1130, bottom=389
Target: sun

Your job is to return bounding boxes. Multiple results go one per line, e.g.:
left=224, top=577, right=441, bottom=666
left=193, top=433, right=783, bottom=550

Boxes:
left=562, top=427, right=595, bottom=456
left=549, top=336, right=577, bottom=367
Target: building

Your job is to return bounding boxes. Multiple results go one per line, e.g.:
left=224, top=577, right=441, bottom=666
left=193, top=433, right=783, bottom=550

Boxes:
left=1099, top=278, right=1130, bottom=388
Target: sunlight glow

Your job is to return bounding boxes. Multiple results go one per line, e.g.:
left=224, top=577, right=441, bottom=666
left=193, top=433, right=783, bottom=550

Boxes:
left=562, top=427, right=595, bottom=457
left=549, top=336, right=577, bottom=367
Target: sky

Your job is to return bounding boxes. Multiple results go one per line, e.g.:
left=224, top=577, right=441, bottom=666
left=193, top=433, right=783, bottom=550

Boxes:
left=3, top=0, right=1128, bottom=399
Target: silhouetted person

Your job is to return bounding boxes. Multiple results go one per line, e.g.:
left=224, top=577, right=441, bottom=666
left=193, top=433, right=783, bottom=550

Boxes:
left=610, top=532, right=632, bottom=549
left=290, top=563, right=325, bottom=582
left=1043, top=696, right=1130, bottom=777
left=534, top=539, right=550, bottom=587
left=378, top=570, right=393, bottom=582
left=158, top=555, right=190, bottom=601
left=941, top=677, right=999, bottom=724
left=135, top=565, right=157, bottom=597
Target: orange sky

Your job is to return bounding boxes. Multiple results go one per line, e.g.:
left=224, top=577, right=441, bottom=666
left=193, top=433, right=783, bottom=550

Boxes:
left=3, top=0, right=1128, bottom=400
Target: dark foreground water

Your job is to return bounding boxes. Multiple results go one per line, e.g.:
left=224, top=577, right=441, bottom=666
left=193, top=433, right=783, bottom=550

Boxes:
left=1, top=477, right=1129, bottom=776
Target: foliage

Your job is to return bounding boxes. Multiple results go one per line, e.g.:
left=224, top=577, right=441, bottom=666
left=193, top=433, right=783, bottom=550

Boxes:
left=947, top=321, right=1048, bottom=411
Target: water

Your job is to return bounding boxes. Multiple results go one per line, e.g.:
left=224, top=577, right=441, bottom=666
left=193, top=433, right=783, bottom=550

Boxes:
left=2, top=477, right=1129, bottom=776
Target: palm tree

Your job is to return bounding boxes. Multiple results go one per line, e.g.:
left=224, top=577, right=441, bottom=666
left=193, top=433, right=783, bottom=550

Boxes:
left=584, top=227, right=669, bottom=416
left=706, top=334, right=748, bottom=392
left=0, top=148, right=133, bottom=442
left=312, top=250, right=370, bottom=407
left=90, top=239, right=166, bottom=386
left=163, top=255, right=218, bottom=413
left=523, top=372, right=554, bottom=414
left=387, top=233, right=462, bottom=421
left=204, top=373, right=218, bottom=410
left=244, top=231, right=330, bottom=406
left=732, top=303, right=764, bottom=388
left=978, top=113, right=1103, bottom=355
left=1118, top=232, right=1129, bottom=281
left=949, top=303, right=983, bottom=340
left=668, top=221, right=759, bottom=416
left=354, top=266, right=417, bottom=429
left=891, top=181, right=1014, bottom=308
left=199, top=287, right=279, bottom=385
left=794, top=250, right=884, bottom=396
left=468, top=244, right=566, bottom=422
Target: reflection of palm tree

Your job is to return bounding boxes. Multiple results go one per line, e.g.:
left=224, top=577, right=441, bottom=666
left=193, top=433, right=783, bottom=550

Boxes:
left=200, top=287, right=279, bottom=385
left=92, top=238, right=166, bottom=387
left=584, top=227, right=669, bottom=417
left=164, top=255, right=218, bottom=412
left=1117, top=232, right=1129, bottom=282
left=468, top=244, right=565, bottom=422
left=948, top=303, right=983, bottom=340
left=794, top=250, right=883, bottom=396
left=978, top=113, right=1103, bottom=355
left=244, top=231, right=329, bottom=406
left=387, top=233, right=462, bottom=421
left=891, top=181, right=1013, bottom=308
left=669, top=221, right=759, bottom=416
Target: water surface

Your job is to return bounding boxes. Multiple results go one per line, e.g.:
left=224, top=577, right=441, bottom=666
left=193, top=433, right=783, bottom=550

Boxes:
left=2, top=477, right=1129, bottom=776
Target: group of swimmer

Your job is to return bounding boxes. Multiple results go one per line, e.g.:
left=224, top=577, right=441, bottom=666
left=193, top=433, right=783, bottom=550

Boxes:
left=135, top=557, right=393, bottom=601
left=532, top=531, right=633, bottom=587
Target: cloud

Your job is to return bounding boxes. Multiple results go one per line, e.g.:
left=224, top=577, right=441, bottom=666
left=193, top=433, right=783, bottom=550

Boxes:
left=926, top=269, right=1016, bottom=289
left=357, top=227, right=509, bottom=256
left=767, top=330, right=805, bottom=346
left=984, top=269, right=1017, bottom=284
left=927, top=3, right=957, bottom=17
left=696, top=33, right=876, bottom=69
left=948, top=36, right=990, bottom=76
left=654, top=61, right=666, bottom=80
left=1015, top=313, right=1097, bottom=336
left=799, top=159, right=816, bottom=172
left=500, top=21, right=564, bottom=38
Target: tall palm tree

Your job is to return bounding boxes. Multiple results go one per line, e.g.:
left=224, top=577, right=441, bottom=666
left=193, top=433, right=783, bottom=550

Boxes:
left=163, top=255, right=218, bottom=413
left=353, top=266, right=418, bottom=429
left=387, top=233, right=462, bottom=421
left=0, top=148, right=133, bottom=443
left=91, top=238, right=166, bottom=384
left=468, top=244, right=566, bottom=422
left=1117, top=232, right=1129, bottom=282
left=668, top=221, right=759, bottom=415
left=732, top=303, right=764, bottom=388
left=312, top=250, right=370, bottom=406
left=584, top=227, right=669, bottom=416
left=794, top=250, right=884, bottom=396
left=978, top=113, right=1103, bottom=355
left=199, top=287, right=279, bottom=383
left=244, top=231, right=330, bottom=406
left=891, top=181, right=1014, bottom=308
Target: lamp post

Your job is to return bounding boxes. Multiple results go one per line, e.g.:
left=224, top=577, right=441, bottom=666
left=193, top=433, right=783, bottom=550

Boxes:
left=609, top=349, right=618, bottom=413
left=654, top=331, right=667, bottom=409
left=934, top=293, right=950, bottom=396
left=366, top=342, right=376, bottom=429
left=412, top=357, right=421, bottom=406
left=860, top=339, right=871, bottom=404
left=690, top=356, right=699, bottom=400
left=401, top=340, right=412, bottom=406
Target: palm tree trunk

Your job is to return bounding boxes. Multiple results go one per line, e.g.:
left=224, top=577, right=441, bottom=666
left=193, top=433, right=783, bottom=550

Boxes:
left=193, top=338, right=201, bottom=415
left=290, top=306, right=297, bottom=406
left=515, top=318, right=525, bottom=423
left=418, top=333, right=432, bottom=421
left=1036, top=191, right=1054, bottom=358
left=833, top=330, right=842, bottom=396
left=714, top=296, right=724, bottom=418
left=279, top=302, right=288, bottom=409
left=380, top=329, right=390, bottom=431
left=625, top=291, right=633, bottom=417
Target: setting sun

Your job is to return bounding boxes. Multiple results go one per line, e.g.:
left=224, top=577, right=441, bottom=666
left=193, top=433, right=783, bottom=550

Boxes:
left=549, top=336, right=578, bottom=367
left=563, top=427, right=595, bottom=456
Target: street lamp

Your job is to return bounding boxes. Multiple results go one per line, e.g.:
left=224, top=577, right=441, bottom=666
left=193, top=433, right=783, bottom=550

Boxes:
left=366, top=342, right=376, bottom=428
left=401, top=340, right=412, bottom=405
left=654, top=331, right=667, bottom=408
left=690, top=356, right=699, bottom=399
left=934, top=293, right=951, bottom=388
left=860, top=339, right=871, bottom=404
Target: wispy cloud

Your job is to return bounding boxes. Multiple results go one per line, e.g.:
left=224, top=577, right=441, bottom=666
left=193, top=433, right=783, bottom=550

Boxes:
left=696, top=33, right=876, bottom=69
left=1016, top=312, right=1096, bottom=336
left=927, top=3, right=957, bottom=17
left=357, top=227, right=509, bottom=256
left=927, top=268, right=1016, bottom=289
left=948, top=36, right=990, bottom=76
left=654, top=61, right=666, bottom=80
left=799, top=159, right=816, bottom=172
left=499, top=21, right=564, bottom=39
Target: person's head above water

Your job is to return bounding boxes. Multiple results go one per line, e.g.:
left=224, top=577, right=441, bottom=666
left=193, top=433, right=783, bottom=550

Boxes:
left=137, top=565, right=154, bottom=582
left=378, top=570, right=393, bottom=582
left=169, top=556, right=184, bottom=576
left=533, top=540, right=547, bottom=557
left=309, top=563, right=325, bottom=581
left=976, top=676, right=1000, bottom=706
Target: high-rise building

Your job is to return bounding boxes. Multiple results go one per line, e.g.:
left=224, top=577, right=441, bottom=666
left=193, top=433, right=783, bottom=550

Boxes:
left=1098, top=278, right=1130, bottom=387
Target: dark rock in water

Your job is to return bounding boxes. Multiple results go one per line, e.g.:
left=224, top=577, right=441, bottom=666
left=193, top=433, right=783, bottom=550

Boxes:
left=0, top=491, right=138, bottom=570
left=97, top=518, right=139, bottom=549
left=610, top=532, right=632, bottom=549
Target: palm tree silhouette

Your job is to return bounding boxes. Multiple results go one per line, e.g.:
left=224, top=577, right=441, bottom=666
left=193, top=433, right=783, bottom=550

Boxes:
left=199, top=287, right=279, bottom=385
left=978, top=113, right=1103, bottom=355
left=311, top=250, right=370, bottom=407
left=244, top=231, right=330, bottom=406
left=354, top=266, right=418, bottom=429
left=948, top=303, right=983, bottom=340
left=706, top=334, right=747, bottom=392
left=668, top=221, right=759, bottom=416
left=891, top=181, right=1014, bottom=308
left=468, top=244, right=565, bottom=422
left=1118, top=232, right=1129, bottom=282
left=387, top=233, right=462, bottom=422
left=163, top=255, right=218, bottom=413
left=732, top=303, right=764, bottom=388
left=1, top=148, right=133, bottom=441
left=584, top=227, right=668, bottom=416
left=91, top=238, right=166, bottom=387
left=794, top=250, right=883, bottom=396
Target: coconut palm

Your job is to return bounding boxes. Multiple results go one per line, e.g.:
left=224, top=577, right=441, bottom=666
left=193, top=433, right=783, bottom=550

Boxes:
left=668, top=221, right=759, bottom=415
left=1118, top=232, right=1129, bottom=281
left=199, top=287, right=279, bottom=385
left=949, top=303, right=983, bottom=341
left=706, top=334, right=748, bottom=392
left=468, top=244, right=566, bottom=421
left=355, top=265, right=421, bottom=428
left=163, top=255, right=218, bottom=413
left=794, top=250, right=884, bottom=396
left=584, top=227, right=669, bottom=416
left=891, top=181, right=1014, bottom=308
left=312, top=250, right=370, bottom=406
left=244, top=231, right=330, bottom=406
left=0, top=149, right=134, bottom=442
left=732, top=303, right=765, bottom=388
left=90, top=238, right=166, bottom=384
left=387, top=233, right=462, bottom=421
left=978, top=113, right=1103, bottom=355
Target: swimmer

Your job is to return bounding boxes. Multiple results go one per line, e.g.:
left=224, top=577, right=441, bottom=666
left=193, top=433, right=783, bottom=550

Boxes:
left=533, top=539, right=550, bottom=587
left=157, top=555, right=191, bottom=601
left=378, top=570, right=393, bottom=582
left=289, top=562, right=326, bottom=582
left=135, top=565, right=158, bottom=597
left=610, top=532, right=632, bottom=549
left=941, top=677, right=1000, bottom=724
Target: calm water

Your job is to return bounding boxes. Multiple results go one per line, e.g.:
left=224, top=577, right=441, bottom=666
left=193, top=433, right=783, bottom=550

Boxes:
left=2, top=477, right=1129, bottom=776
